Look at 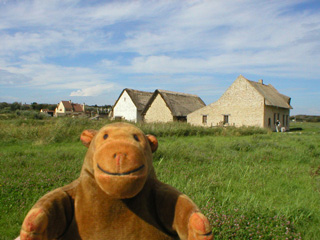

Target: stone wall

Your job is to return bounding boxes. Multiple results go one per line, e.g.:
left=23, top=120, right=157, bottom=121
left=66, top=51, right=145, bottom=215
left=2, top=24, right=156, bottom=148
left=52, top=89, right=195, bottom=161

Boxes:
left=264, top=106, right=290, bottom=131
left=144, top=94, right=173, bottom=123
left=188, top=77, right=265, bottom=127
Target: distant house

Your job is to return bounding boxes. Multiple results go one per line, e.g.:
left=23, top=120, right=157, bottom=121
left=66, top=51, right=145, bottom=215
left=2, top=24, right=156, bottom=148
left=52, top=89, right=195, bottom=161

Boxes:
left=112, top=89, right=153, bottom=122
left=187, top=75, right=293, bottom=131
left=54, top=100, right=85, bottom=117
left=142, top=89, right=206, bottom=123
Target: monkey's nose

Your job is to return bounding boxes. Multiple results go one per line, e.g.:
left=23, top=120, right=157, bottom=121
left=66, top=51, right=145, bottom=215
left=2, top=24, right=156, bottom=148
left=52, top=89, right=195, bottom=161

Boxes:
left=113, top=153, right=127, bottom=166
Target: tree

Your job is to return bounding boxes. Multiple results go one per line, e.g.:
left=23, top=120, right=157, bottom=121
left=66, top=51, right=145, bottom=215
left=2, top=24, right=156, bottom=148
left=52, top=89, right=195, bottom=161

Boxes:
left=31, top=102, right=38, bottom=110
left=0, top=102, right=9, bottom=110
left=10, top=102, right=21, bottom=111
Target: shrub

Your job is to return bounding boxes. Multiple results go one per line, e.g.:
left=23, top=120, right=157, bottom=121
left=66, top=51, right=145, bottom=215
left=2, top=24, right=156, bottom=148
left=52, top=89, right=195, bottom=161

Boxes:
left=15, top=110, right=49, bottom=120
left=137, top=122, right=267, bottom=137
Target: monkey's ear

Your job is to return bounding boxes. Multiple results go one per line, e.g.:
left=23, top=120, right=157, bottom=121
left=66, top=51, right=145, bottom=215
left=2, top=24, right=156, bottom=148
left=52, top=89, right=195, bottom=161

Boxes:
left=146, top=134, right=158, bottom=153
left=80, top=129, right=97, bottom=147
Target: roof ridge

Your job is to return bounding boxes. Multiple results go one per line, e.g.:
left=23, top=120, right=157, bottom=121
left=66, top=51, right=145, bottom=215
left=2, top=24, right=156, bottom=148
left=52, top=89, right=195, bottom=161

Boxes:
left=125, top=88, right=153, bottom=94
left=142, top=89, right=205, bottom=116
left=245, top=78, right=292, bottom=109
left=157, top=89, right=200, bottom=97
left=123, top=88, right=154, bottom=111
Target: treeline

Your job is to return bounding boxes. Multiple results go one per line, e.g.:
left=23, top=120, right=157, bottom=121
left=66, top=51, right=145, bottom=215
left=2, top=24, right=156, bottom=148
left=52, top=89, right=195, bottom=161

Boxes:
left=291, top=115, right=320, bottom=122
left=0, top=102, right=113, bottom=114
left=0, top=102, right=56, bottom=113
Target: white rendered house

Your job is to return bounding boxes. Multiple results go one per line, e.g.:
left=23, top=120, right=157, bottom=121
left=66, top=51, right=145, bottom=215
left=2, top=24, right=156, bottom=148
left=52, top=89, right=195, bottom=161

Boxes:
left=112, top=89, right=153, bottom=122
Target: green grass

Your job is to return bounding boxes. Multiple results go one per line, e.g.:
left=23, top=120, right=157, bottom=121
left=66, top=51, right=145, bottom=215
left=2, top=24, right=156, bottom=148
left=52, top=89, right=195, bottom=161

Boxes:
left=154, top=132, right=320, bottom=239
left=0, top=142, right=86, bottom=239
left=0, top=118, right=320, bottom=239
left=290, top=121, right=320, bottom=133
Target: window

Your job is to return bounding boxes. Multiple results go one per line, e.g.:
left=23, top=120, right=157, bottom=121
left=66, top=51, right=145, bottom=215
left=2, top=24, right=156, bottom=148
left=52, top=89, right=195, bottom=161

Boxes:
left=268, top=118, right=271, bottom=127
left=202, top=115, right=207, bottom=124
left=223, top=115, right=229, bottom=124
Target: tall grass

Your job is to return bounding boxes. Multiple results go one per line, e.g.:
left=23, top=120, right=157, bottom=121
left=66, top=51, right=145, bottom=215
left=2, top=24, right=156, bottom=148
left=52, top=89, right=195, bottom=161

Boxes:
left=153, top=133, right=320, bottom=239
left=0, top=118, right=108, bottom=145
left=0, top=118, right=268, bottom=145
left=1, top=118, right=319, bottom=239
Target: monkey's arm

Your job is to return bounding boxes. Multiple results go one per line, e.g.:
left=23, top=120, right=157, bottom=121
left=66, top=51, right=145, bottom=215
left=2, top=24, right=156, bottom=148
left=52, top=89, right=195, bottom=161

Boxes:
left=20, top=181, right=77, bottom=240
left=154, top=181, right=212, bottom=240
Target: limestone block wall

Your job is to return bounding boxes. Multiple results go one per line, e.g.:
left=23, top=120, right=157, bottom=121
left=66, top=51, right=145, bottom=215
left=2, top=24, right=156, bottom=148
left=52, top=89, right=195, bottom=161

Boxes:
left=113, top=91, right=138, bottom=122
left=144, top=94, right=173, bottom=123
left=264, top=106, right=290, bottom=131
left=188, top=77, right=265, bottom=127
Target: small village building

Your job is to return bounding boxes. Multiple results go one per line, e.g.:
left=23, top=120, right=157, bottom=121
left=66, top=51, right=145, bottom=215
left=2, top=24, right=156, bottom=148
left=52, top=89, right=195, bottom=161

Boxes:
left=40, top=109, right=54, bottom=116
left=112, top=89, right=153, bottom=122
left=187, top=75, right=293, bottom=131
left=142, top=89, right=206, bottom=123
left=54, top=100, right=85, bottom=117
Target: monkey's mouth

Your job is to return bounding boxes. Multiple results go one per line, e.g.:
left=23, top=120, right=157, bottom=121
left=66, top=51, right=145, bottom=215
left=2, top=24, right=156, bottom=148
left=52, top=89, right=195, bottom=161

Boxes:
left=97, top=164, right=145, bottom=176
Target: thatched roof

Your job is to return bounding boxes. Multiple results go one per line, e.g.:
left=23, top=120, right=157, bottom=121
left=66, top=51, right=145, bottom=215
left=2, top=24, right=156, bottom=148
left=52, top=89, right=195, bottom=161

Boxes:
left=243, top=76, right=292, bottom=109
left=116, top=89, right=153, bottom=111
left=142, top=89, right=206, bottom=117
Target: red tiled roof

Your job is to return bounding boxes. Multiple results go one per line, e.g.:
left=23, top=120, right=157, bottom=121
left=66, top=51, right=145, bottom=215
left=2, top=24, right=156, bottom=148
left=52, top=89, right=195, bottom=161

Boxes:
left=72, top=103, right=84, bottom=112
left=61, top=101, right=84, bottom=112
left=61, top=101, right=73, bottom=111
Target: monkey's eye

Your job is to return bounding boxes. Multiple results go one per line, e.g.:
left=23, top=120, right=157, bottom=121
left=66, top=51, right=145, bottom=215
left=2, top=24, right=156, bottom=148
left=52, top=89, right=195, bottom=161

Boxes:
left=103, top=134, right=108, bottom=140
left=133, top=134, right=139, bottom=142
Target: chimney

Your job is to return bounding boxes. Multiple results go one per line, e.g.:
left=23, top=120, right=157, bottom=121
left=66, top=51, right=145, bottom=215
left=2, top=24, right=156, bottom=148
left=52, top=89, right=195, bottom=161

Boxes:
left=258, top=79, right=263, bottom=84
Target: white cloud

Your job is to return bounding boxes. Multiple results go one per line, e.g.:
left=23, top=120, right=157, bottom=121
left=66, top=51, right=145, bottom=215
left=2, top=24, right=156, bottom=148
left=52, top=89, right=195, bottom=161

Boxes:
left=0, top=69, right=31, bottom=84
left=0, top=0, right=320, bottom=114
left=70, top=83, right=115, bottom=97
left=127, top=48, right=320, bottom=79
left=1, top=0, right=319, bottom=67
left=107, top=0, right=319, bottom=80
left=1, top=62, right=116, bottom=94
left=120, top=1, right=302, bottom=54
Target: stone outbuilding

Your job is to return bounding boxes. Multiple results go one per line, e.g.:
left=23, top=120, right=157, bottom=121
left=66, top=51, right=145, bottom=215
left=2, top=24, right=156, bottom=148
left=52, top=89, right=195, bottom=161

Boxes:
left=142, top=89, right=206, bottom=123
left=112, top=88, right=153, bottom=122
left=187, top=75, right=293, bottom=131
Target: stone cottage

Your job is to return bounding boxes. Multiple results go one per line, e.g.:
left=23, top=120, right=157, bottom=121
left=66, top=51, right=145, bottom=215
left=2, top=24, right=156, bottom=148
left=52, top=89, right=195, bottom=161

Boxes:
left=187, top=75, right=292, bottom=131
left=112, top=88, right=153, bottom=122
left=142, top=89, right=206, bottom=123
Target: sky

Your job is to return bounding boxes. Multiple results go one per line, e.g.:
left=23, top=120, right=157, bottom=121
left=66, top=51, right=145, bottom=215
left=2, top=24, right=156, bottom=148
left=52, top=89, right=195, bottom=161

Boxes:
left=0, top=0, right=320, bottom=115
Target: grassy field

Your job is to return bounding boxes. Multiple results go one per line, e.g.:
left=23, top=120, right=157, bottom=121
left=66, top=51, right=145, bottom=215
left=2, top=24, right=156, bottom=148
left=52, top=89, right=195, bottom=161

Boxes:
left=0, top=118, right=320, bottom=239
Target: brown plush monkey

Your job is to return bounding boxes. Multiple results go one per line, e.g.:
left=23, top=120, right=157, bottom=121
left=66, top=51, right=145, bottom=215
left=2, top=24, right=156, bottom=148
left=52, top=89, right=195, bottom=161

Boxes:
left=19, top=122, right=212, bottom=240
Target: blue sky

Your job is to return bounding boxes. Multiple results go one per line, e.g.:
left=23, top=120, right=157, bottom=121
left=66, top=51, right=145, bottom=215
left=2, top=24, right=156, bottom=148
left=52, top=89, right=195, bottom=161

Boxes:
left=0, top=0, right=320, bottom=115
